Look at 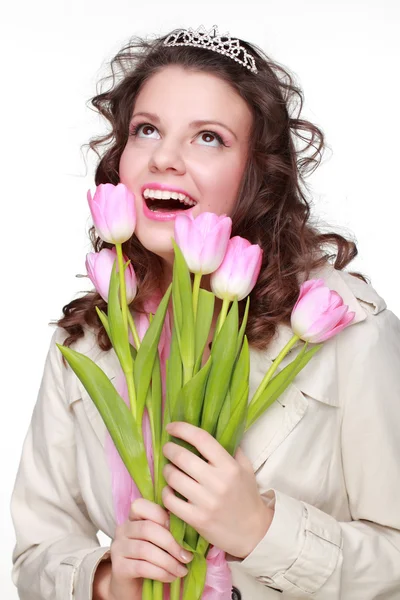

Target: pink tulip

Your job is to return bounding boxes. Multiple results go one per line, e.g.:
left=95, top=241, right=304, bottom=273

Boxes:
left=210, top=236, right=262, bottom=301
left=85, top=248, right=137, bottom=304
left=291, top=279, right=355, bottom=343
left=87, top=183, right=136, bottom=244
left=174, top=212, right=232, bottom=274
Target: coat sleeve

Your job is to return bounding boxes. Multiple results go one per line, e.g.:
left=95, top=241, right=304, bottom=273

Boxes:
left=230, top=307, right=400, bottom=598
left=11, top=328, right=110, bottom=600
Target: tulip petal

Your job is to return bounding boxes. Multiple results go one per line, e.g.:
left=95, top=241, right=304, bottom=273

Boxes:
left=314, top=310, right=356, bottom=342
left=175, top=212, right=232, bottom=274
left=328, top=291, right=344, bottom=310
left=202, top=546, right=232, bottom=599
left=305, top=305, right=349, bottom=342
left=293, top=279, right=325, bottom=312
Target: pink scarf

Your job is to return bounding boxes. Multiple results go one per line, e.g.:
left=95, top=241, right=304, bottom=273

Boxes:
left=105, top=296, right=232, bottom=599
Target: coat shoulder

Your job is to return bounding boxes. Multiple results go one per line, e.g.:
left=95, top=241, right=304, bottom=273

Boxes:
left=335, top=269, right=387, bottom=316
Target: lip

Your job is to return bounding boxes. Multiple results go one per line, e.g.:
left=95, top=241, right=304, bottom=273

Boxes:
left=141, top=182, right=197, bottom=221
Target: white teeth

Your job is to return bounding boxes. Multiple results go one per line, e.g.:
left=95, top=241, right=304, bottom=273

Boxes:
left=143, top=188, right=196, bottom=206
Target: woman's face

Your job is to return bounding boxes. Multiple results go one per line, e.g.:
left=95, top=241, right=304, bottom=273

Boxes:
left=119, top=65, right=253, bottom=263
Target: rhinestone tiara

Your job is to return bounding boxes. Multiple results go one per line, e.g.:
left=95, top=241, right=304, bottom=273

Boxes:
left=163, top=25, right=258, bottom=74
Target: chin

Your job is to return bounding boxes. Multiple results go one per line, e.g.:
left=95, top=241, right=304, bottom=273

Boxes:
left=135, top=230, right=175, bottom=263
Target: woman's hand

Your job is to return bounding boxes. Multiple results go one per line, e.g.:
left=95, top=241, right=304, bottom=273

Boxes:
left=104, top=498, right=194, bottom=600
left=162, top=422, right=274, bottom=559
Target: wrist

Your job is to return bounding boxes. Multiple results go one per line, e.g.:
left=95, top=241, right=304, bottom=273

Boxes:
left=93, top=559, right=112, bottom=600
left=241, top=500, right=274, bottom=559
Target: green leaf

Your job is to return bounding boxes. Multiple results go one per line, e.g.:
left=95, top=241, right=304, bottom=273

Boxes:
left=215, top=389, right=231, bottom=441
left=200, top=300, right=239, bottom=435
left=172, top=240, right=195, bottom=382
left=95, top=307, right=111, bottom=341
left=230, top=335, right=250, bottom=411
left=216, top=336, right=250, bottom=452
left=217, top=387, right=248, bottom=455
left=182, top=551, right=207, bottom=600
left=108, top=262, right=132, bottom=372
left=246, top=344, right=321, bottom=429
left=166, top=325, right=183, bottom=417
left=184, top=525, right=199, bottom=554
left=133, top=285, right=172, bottom=422
left=56, top=344, right=154, bottom=501
left=130, top=344, right=137, bottom=362
left=194, top=289, right=214, bottom=373
left=146, top=352, right=163, bottom=501
left=236, top=297, right=250, bottom=359
left=181, top=357, right=212, bottom=426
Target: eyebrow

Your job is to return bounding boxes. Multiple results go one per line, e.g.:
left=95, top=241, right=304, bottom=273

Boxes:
left=131, top=111, right=238, bottom=140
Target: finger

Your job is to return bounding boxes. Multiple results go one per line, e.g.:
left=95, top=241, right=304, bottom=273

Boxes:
left=234, top=446, right=253, bottom=472
left=163, top=463, right=206, bottom=505
left=163, top=440, right=210, bottom=485
left=165, top=422, right=231, bottom=467
left=124, top=539, right=189, bottom=579
left=124, top=559, right=178, bottom=584
left=162, top=485, right=198, bottom=530
left=129, top=498, right=169, bottom=528
left=126, top=519, right=194, bottom=565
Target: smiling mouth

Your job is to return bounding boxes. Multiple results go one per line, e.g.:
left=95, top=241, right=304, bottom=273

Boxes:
left=143, top=188, right=197, bottom=212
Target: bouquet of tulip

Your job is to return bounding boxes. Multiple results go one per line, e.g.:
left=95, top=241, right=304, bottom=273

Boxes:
left=57, top=183, right=355, bottom=600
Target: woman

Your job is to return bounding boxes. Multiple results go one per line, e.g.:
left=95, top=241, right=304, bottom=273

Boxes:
left=11, top=26, right=400, bottom=600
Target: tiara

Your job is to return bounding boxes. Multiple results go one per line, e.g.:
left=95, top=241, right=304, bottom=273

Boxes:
left=163, top=25, right=258, bottom=74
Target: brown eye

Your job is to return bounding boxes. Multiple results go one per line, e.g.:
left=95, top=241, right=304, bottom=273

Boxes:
left=142, top=125, right=155, bottom=136
left=196, top=130, right=225, bottom=147
left=131, top=123, right=160, bottom=139
left=201, top=133, right=215, bottom=143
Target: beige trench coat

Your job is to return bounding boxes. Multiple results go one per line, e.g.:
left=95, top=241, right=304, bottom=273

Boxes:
left=11, top=264, right=400, bottom=599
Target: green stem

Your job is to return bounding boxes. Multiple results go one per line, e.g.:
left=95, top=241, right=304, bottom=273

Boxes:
left=142, top=577, right=153, bottom=600
left=192, top=272, right=202, bottom=320
left=170, top=578, right=181, bottom=600
left=146, top=389, right=159, bottom=495
left=115, top=244, right=128, bottom=335
left=217, top=298, right=231, bottom=334
left=195, top=534, right=210, bottom=556
left=125, top=369, right=137, bottom=421
left=250, top=334, right=300, bottom=406
left=152, top=581, right=164, bottom=600
left=127, top=310, right=141, bottom=350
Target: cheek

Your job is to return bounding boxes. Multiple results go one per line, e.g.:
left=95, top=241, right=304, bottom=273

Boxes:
left=119, top=145, right=146, bottom=182
left=199, top=156, right=246, bottom=213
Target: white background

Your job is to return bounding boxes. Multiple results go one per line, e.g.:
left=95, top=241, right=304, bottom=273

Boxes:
left=1, top=0, right=399, bottom=597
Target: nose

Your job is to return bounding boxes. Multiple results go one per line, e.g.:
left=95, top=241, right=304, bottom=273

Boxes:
left=148, top=138, right=186, bottom=175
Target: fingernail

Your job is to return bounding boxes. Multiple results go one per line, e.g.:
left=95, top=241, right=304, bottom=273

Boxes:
left=178, top=565, right=188, bottom=576
left=180, top=550, right=193, bottom=562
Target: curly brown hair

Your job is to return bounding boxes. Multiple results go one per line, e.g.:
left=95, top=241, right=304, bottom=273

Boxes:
left=56, top=29, right=365, bottom=351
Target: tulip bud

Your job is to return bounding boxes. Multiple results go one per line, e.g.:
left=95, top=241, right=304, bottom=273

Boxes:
left=87, top=183, right=136, bottom=244
left=210, top=236, right=262, bottom=301
left=85, top=248, right=137, bottom=304
left=174, top=212, right=232, bottom=274
left=291, top=279, right=355, bottom=343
